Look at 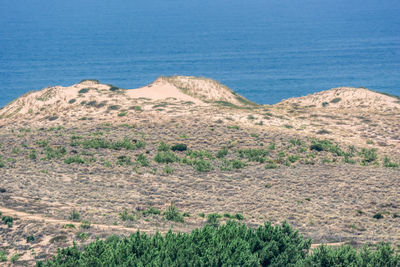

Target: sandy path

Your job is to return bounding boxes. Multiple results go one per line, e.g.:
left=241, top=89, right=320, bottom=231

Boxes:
left=1, top=206, right=346, bottom=249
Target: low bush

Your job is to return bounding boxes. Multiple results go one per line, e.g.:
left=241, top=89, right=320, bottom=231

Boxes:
left=164, top=204, right=184, bottom=223
left=154, top=151, right=179, bottom=164
left=238, top=148, right=268, bottom=163
left=64, top=156, right=85, bottom=164
left=171, top=143, right=187, bottom=151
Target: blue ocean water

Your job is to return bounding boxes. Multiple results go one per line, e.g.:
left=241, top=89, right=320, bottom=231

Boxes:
left=0, top=0, right=399, bottom=107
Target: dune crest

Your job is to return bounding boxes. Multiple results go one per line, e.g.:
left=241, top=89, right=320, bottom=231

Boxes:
left=278, top=87, right=400, bottom=111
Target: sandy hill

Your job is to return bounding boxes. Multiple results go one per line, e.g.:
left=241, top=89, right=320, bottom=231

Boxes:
left=0, top=76, right=256, bottom=121
left=277, top=87, right=400, bottom=111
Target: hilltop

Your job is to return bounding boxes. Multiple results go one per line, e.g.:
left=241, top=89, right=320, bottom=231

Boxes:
left=0, top=76, right=399, bottom=265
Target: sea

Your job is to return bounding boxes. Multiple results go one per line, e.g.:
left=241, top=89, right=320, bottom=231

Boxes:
left=0, top=0, right=399, bottom=107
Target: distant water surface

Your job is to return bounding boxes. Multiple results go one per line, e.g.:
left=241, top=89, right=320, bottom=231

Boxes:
left=0, top=0, right=399, bottom=107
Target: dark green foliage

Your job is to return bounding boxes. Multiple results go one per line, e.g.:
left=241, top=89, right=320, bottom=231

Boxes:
left=79, top=79, right=99, bottom=84
left=287, top=155, right=300, bottom=163
left=185, top=149, right=213, bottom=160
left=0, top=157, right=4, bottom=168
left=109, top=85, right=120, bottom=91
left=108, top=105, right=121, bottom=110
left=235, top=213, right=244, bottom=220
left=80, top=220, right=91, bottom=229
left=171, top=143, right=187, bottom=151
left=207, top=213, right=221, bottom=227
left=72, top=138, right=144, bottom=151
left=0, top=250, right=6, bottom=262
left=359, top=148, right=378, bottom=165
left=78, top=88, right=90, bottom=94
left=216, top=147, right=228, bottom=158
left=44, top=146, right=67, bottom=160
left=117, top=111, right=127, bottom=117
left=116, top=155, right=132, bottom=166
left=373, top=213, right=383, bottom=220
left=157, top=141, right=171, bottom=151
left=192, top=159, right=214, bottom=172
left=29, top=149, right=37, bottom=160
left=154, top=151, right=179, bottom=164
left=238, top=148, right=268, bottom=163
left=119, top=209, right=136, bottom=221
left=232, top=159, right=246, bottom=169
left=69, top=210, right=81, bottom=222
left=142, top=207, right=161, bottom=216
left=310, top=140, right=344, bottom=156
left=64, top=156, right=85, bottom=164
left=2, top=216, right=13, bottom=227
left=68, top=99, right=76, bottom=104
left=383, top=156, right=399, bottom=168
left=37, top=221, right=313, bottom=267
left=136, top=153, right=149, bottom=166
left=330, top=97, right=342, bottom=103
left=164, top=204, right=184, bottom=223
left=26, top=235, right=35, bottom=242
left=265, top=160, right=278, bottom=169
left=298, top=243, right=400, bottom=267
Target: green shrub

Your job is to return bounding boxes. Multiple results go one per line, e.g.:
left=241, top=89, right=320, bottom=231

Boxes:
left=108, top=105, right=120, bottom=110
left=142, top=207, right=161, bottom=216
left=154, top=151, right=179, bottom=164
left=0, top=157, right=4, bottom=168
left=2, top=216, right=13, bottom=227
left=231, top=159, right=246, bottom=169
left=359, top=148, right=378, bottom=165
left=44, top=146, right=67, bottom=160
left=164, top=165, right=175, bottom=174
left=383, top=156, right=399, bottom=168
left=185, top=149, right=213, bottom=160
left=117, top=111, right=128, bottom=117
left=287, top=155, right=300, bottom=163
left=164, top=204, right=184, bottom=223
left=235, top=213, right=244, bottom=220
left=193, top=159, right=213, bottom=172
left=207, top=213, right=221, bottom=227
left=238, top=148, right=268, bottom=163
left=69, top=210, right=81, bottom=222
left=80, top=220, right=91, bottom=229
left=64, top=156, right=85, bottom=164
left=68, top=99, right=76, bottom=104
left=0, top=250, right=7, bottom=262
left=119, top=209, right=136, bottom=221
left=216, top=147, right=229, bottom=158
left=136, top=153, right=149, bottom=167
left=26, top=235, right=35, bottom=242
left=78, top=88, right=90, bottom=94
left=310, top=139, right=344, bottom=156
left=330, top=97, right=342, bottom=103
left=29, top=149, right=37, bottom=160
left=158, top=141, right=170, bottom=151
left=171, top=143, right=187, bottom=151
left=10, top=253, right=20, bottom=263
left=116, top=155, right=132, bottom=166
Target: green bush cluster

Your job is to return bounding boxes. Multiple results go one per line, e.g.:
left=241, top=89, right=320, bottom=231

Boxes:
left=163, top=204, right=184, bottom=223
left=238, top=148, right=269, bottom=163
left=37, top=221, right=400, bottom=267
left=70, top=137, right=145, bottom=150
left=154, top=151, right=179, bottom=164
left=1, top=215, right=13, bottom=227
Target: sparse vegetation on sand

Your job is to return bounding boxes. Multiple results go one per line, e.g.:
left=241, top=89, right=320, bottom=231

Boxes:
left=0, top=77, right=399, bottom=265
